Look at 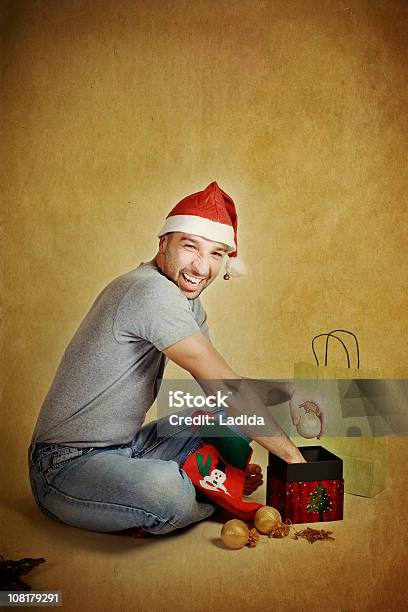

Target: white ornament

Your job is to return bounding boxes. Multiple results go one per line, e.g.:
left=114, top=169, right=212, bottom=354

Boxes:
left=296, top=412, right=321, bottom=438
left=295, top=400, right=321, bottom=439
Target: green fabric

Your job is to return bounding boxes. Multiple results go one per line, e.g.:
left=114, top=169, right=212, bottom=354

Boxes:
left=196, top=452, right=212, bottom=477
left=200, top=422, right=251, bottom=471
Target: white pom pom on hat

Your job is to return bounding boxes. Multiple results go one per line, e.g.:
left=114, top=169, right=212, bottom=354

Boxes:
left=225, top=255, right=247, bottom=278
left=158, top=181, right=246, bottom=279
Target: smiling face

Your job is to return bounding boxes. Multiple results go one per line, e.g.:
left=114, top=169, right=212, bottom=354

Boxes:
left=155, top=232, right=228, bottom=298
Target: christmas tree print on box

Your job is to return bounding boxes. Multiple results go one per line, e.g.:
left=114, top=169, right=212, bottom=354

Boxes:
left=306, top=483, right=333, bottom=521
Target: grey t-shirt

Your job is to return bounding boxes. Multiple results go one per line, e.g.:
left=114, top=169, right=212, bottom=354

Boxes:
left=31, top=260, right=210, bottom=447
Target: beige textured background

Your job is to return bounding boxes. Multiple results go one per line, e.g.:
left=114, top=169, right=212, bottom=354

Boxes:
left=1, top=1, right=407, bottom=610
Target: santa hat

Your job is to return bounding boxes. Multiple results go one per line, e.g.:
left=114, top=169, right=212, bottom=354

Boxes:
left=158, top=181, right=246, bottom=279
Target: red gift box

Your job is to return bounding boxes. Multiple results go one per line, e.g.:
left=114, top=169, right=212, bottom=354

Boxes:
left=266, top=446, right=344, bottom=524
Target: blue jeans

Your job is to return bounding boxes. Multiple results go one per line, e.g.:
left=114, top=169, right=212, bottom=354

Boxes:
left=28, top=407, right=250, bottom=536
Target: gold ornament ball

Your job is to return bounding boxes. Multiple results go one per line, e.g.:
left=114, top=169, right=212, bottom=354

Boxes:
left=254, top=506, right=282, bottom=534
left=221, top=519, right=250, bottom=549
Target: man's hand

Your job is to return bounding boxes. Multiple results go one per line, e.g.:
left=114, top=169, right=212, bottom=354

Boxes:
left=289, top=384, right=329, bottom=440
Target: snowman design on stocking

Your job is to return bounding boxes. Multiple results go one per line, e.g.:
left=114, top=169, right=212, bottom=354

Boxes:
left=198, top=455, right=231, bottom=496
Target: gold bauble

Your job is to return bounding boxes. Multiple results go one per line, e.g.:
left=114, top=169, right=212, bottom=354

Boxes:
left=221, top=519, right=250, bottom=549
left=254, top=506, right=282, bottom=534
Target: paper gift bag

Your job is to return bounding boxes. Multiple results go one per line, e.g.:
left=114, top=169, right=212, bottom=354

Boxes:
left=294, top=329, right=388, bottom=497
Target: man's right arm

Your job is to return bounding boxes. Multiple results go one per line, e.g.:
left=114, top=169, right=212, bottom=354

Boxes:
left=163, top=331, right=306, bottom=464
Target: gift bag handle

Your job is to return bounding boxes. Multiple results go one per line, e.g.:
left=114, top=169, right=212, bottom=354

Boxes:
left=312, top=329, right=360, bottom=368
left=325, top=329, right=359, bottom=368
left=312, top=333, right=350, bottom=367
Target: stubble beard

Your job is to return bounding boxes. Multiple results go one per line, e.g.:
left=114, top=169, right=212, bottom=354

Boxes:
left=160, top=258, right=204, bottom=298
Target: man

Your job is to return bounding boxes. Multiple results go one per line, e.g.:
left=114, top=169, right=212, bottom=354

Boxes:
left=28, top=181, right=327, bottom=537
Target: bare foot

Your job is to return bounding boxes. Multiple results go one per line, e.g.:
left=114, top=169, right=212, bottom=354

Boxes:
left=243, top=463, right=263, bottom=496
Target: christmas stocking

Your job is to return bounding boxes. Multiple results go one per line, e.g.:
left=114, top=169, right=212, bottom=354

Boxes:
left=181, top=411, right=264, bottom=521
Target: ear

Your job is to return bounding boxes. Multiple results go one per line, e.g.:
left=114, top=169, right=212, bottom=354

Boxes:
left=159, top=234, right=168, bottom=252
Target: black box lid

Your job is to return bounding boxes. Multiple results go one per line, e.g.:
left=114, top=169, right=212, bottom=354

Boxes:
left=268, top=446, right=343, bottom=482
